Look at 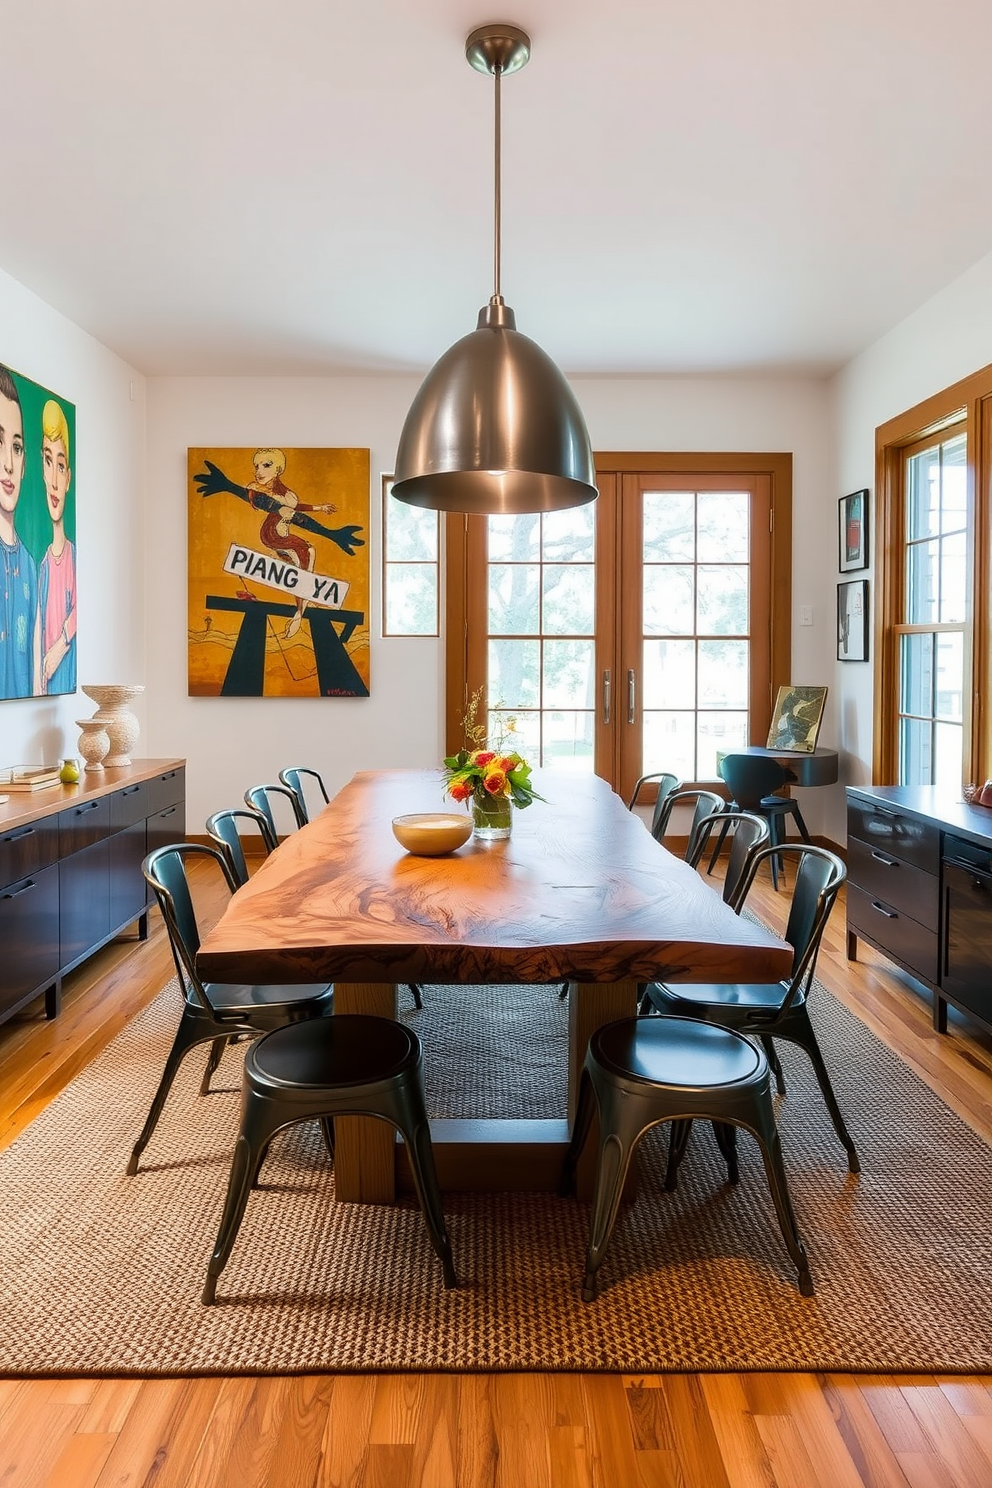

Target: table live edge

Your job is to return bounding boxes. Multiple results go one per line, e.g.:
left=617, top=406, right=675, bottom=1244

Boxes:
left=196, top=768, right=792, bottom=1203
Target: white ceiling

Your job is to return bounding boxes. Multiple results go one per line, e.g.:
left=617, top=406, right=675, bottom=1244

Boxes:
left=3, top=0, right=991, bottom=378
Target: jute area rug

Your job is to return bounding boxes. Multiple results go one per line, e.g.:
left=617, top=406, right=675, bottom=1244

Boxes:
left=2, top=969, right=992, bottom=1376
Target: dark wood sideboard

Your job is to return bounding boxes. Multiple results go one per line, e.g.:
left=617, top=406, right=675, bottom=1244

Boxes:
left=0, top=759, right=185, bottom=1028
left=847, top=784, right=992, bottom=1038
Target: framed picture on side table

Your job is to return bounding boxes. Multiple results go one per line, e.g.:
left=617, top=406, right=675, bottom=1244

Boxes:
left=838, top=579, right=869, bottom=662
left=839, top=489, right=869, bottom=571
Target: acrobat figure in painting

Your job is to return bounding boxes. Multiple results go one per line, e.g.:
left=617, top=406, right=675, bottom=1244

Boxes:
left=38, top=399, right=76, bottom=694
left=0, top=364, right=40, bottom=699
left=194, top=448, right=365, bottom=639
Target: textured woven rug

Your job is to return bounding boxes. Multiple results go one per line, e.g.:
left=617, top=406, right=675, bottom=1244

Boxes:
left=2, top=971, right=992, bottom=1375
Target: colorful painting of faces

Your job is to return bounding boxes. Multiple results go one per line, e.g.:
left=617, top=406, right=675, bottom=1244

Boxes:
left=187, top=446, right=370, bottom=698
left=0, top=362, right=77, bottom=701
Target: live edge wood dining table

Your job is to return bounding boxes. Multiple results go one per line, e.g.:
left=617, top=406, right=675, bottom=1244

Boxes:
left=196, top=768, right=792, bottom=1203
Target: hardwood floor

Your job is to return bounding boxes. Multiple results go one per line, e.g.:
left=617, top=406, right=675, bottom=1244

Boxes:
left=2, top=855, right=992, bottom=1487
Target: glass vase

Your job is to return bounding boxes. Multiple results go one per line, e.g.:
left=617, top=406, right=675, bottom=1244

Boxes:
left=471, top=790, right=513, bottom=841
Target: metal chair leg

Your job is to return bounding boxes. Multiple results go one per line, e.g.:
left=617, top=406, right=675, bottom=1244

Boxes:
left=127, top=1009, right=213, bottom=1175
left=761, top=1034, right=787, bottom=1095
left=199, top=1036, right=230, bottom=1095
left=782, top=1011, right=860, bottom=1173
left=663, top=1118, right=693, bottom=1191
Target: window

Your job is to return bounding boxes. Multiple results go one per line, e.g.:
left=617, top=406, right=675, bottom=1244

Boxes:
left=446, top=453, right=792, bottom=802
left=381, top=476, right=439, bottom=637
left=874, top=363, right=992, bottom=787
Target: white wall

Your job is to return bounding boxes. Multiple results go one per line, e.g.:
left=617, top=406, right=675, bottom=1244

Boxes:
left=0, top=266, right=145, bottom=771
left=832, top=246, right=992, bottom=835
left=145, top=372, right=836, bottom=833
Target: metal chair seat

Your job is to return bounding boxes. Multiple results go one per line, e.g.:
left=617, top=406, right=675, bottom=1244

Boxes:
left=202, top=980, right=335, bottom=1019
left=560, top=1014, right=814, bottom=1301
left=202, top=1015, right=457, bottom=1303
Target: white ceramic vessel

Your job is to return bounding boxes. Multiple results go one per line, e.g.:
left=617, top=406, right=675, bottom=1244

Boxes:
left=81, top=684, right=145, bottom=767
left=75, top=718, right=110, bottom=773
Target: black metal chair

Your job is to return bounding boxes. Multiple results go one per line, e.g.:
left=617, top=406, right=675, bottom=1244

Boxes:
left=278, top=766, right=330, bottom=825
left=685, top=808, right=770, bottom=911
left=627, top=771, right=680, bottom=838
left=202, top=1014, right=457, bottom=1302
left=560, top=1014, right=814, bottom=1299
left=653, top=788, right=726, bottom=856
left=127, top=843, right=334, bottom=1176
left=243, top=782, right=307, bottom=839
left=708, top=754, right=811, bottom=889
left=641, top=842, right=858, bottom=1175
left=206, top=806, right=276, bottom=887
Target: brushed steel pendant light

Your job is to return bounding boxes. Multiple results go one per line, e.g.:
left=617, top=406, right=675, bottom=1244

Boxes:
left=392, top=22, right=597, bottom=516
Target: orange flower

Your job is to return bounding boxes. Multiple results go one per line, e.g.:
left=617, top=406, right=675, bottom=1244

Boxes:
left=497, top=755, right=517, bottom=772
left=472, top=750, right=496, bottom=767
left=448, top=780, right=471, bottom=802
left=483, top=768, right=508, bottom=795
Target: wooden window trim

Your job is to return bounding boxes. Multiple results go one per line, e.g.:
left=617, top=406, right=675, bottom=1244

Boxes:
left=873, top=363, right=992, bottom=784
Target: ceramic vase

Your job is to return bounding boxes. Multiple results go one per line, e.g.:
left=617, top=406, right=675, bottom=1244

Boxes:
left=75, top=718, right=110, bottom=773
left=81, top=684, right=144, bottom=767
left=471, top=790, right=513, bottom=841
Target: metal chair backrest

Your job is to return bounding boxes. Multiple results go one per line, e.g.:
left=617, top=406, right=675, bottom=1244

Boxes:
left=654, top=788, right=725, bottom=857
left=627, top=772, right=680, bottom=837
left=205, top=807, right=276, bottom=887
left=142, top=842, right=239, bottom=1011
left=719, top=752, right=796, bottom=807
left=735, top=842, right=847, bottom=1016
left=244, top=783, right=306, bottom=839
left=687, top=809, right=769, bottom=910
left=278, top=767, right=330, bottom=825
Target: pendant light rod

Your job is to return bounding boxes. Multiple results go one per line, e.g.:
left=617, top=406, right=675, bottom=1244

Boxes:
left=493, top=62, right=502, bottom=301
left=465, top=22, right=530, bottom=304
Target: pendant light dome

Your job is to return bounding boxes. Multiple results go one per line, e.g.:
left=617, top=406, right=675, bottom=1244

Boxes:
left=392, top=23, right=597, bottom=516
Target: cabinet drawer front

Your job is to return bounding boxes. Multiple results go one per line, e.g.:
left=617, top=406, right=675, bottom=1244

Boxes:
left=147, top=768, right=185, bottom=817
left=847, top=800, right=939, bottom=871
left=848, top=837, right=938, bottom=926
left=0, top=814, right=59, bottom=891
left=59, top=796, right=113, bottom=855
left=147, top=802, right=185, bottom=857
left=111, top=780, right=151, bottom=830
left=0, top=864, right=60, bottom=1017
left=847, top=883, right=938, bottom=985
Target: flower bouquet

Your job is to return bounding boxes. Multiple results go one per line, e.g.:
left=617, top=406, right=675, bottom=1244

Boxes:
left=443, top=693, right=543, bottom=839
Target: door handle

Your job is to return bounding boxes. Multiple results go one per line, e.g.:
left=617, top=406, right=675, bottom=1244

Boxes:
left=870, top=901, right=897, bottom=918
left=627, top=669, right=636, bottom=725
left=602, top=669, right=611, bottom=724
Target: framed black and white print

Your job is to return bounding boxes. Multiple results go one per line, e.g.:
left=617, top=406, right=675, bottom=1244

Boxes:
left=837, top=579, right=869, bottom=662
left=839, top=489, right=869, bottom=572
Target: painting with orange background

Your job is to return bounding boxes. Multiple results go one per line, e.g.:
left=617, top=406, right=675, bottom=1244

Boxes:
left=187, top=446, right=370, bottom=698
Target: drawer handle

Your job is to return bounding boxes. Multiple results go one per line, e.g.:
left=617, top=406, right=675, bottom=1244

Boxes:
left=871, top=850, right=898, bottom=866
left=870, top=901, right=897, bottom=919
left=2, top=879, right=36, bottom=900
left=122, top=785, right=142, bottom=796
left=75, top=801, right=100, bottom=815
left=159, top=806, right=178, bottom=819
left=161, top=771, right=177, bottom=781
left=1, top=825, right=35, bottom=844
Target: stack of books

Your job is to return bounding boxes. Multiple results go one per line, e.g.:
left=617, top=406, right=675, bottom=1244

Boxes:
left=0, top=765, right=63, bottom=793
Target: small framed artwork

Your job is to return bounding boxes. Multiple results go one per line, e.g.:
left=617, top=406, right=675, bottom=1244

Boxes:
left=766, top=685, right=828, bottom=753
left=838, top=579, right=869, bottom=662
left=839, top=488, right=869, bottom=571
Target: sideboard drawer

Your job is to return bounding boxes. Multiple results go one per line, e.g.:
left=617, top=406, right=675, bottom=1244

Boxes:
left=147, top=768, right=185, bottom=817
left=111, top=779, right=152, bottom=830
left=846, top=799, right=939, bottom=872
left=847, top=836, right=939, bottom=926
left=847, top=883, right=939, bottom=986
left=0, top=864, right=60, bottom=1019
left=0, top=815, right=60, bottom=891
left=59, top=796, right=113, bottom=855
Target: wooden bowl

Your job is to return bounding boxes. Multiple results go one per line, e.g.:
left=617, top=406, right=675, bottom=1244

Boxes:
left=391, top=812, right=473, bottom=856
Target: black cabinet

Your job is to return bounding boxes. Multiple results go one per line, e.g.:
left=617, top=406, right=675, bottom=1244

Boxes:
left=0, top=760, right=185, bottom=1028
left=847, top=785, right=992, bottom=1038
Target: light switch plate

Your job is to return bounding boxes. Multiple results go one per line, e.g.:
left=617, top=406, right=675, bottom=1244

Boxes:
left=799, top=605, right=813, bottom=626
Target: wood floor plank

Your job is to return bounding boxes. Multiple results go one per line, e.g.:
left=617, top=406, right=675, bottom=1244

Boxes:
left=316, top=1375, right=376, bottom=1488
left=820, top=1377, right=914, bottom=1488
left=39, top=1432, right=116, bottom=1488
left=899, top=1383, right=992, bottom=1488
left=656, top=1376, right=733, bottom=1488
left=263, top=1375, right=333, bottom=1488
left=697, top=1374, right=778, bottom=1488
left=492, top=1374, right=554, bottom=1488
left=451, top=1374, right=499, bottom=1488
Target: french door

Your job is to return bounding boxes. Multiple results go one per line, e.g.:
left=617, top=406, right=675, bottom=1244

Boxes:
left=445, top=454, right=791, bottom=802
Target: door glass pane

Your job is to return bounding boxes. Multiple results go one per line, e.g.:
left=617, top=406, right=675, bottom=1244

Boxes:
left=488, top=563, right=540, bottom=634
left=542, top=565, right=595, bottom=635
left=489, top=708, right=539, bottom=761
left=644, top=566, right=693, bottom=634
left=698, top=640, right=748, bottom=709
left=488, top=513, right=539, bottom=562
left=643, top=711, right=695, bottom=780
left=542, top=639, right=594, bottom=709
left=643, top=639, right=695, bottom=709
left=900, top=633, right=933, bottom=718
left=697, top=712, right=748, bottom=779
left=542, top=505, right=594, bottom=563
left=643, top=492, right=694, bottom=561
left=489, top=639, right=539, bottom=709
left=697, top=492, right=749, bottom=563
left=543, top=711, right=594, bottom=769
left=697, top=565, right=748, bottom=635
